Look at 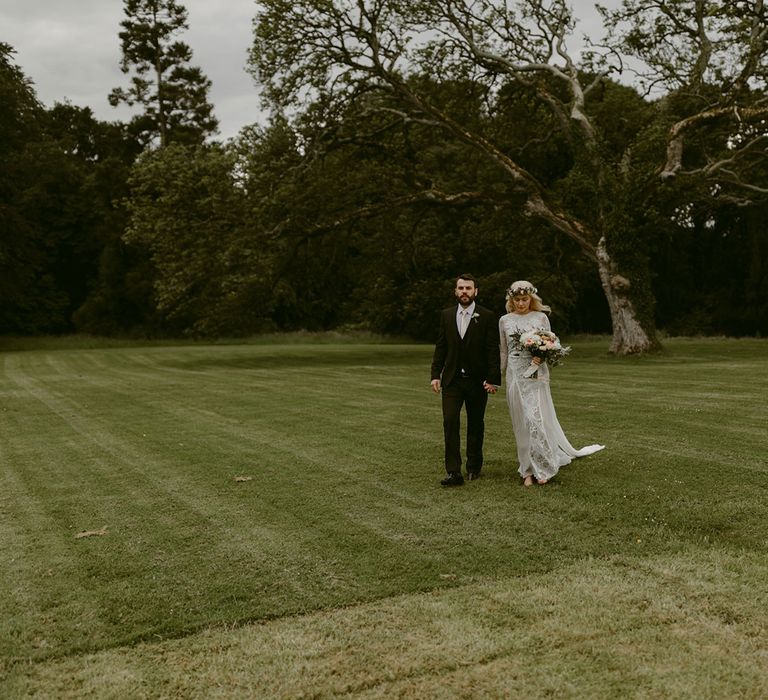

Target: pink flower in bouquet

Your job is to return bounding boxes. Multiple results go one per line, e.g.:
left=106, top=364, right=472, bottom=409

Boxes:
left=510, top=329, right=571, bottom=378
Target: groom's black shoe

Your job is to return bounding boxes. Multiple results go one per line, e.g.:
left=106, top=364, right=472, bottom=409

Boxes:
left=441, top=473, right=465, bottom=486
left=466, top=471, right=481, bottom=481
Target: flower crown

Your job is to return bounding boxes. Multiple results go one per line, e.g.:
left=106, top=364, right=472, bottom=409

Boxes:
left=507, top=284, right=537, bottom=297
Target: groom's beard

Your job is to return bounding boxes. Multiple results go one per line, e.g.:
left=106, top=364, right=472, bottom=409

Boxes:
left=458, top=294, right=475, bottom=306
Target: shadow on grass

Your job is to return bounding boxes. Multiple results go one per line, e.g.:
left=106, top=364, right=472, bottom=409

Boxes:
left=159, top=346, right=432, bottom=372
left=0, top=331, right=423, bottom=353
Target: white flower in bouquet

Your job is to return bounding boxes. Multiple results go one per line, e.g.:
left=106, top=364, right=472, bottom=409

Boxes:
left=511, top=329, right=571, bottom=378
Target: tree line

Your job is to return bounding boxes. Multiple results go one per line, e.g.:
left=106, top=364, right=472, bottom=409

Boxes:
left=1, top=0, right=767, bottom=352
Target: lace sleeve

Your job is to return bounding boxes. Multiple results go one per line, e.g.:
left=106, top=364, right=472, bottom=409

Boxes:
left=499, top=316, right=508, bottom=372
left=541, top=313, right=552, bottom=332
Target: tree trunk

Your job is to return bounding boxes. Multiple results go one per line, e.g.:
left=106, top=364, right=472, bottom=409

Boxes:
left=379, top=78, right=662, bottom=354
left=525, top=193, right=661, bottom=354
left=596, top=237, right=659, bottom=354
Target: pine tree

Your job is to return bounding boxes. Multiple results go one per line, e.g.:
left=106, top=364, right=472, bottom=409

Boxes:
left=109, top=0, right=218, bottom=148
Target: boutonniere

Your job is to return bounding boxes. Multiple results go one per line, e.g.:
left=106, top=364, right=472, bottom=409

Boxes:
left=471, top=312, right=480, bottom=323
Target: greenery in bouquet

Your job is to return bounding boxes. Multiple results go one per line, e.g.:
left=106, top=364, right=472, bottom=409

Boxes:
left=510, top=329, right=571, bottom=377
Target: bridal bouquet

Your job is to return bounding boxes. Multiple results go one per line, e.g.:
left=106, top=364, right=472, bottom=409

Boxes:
left=510, top=329, right=571, bottom=378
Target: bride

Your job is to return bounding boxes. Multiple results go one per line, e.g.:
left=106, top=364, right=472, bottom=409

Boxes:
left=499, top=280, right=604, bottom=486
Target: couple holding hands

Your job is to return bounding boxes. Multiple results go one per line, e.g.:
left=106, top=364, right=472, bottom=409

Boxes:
left=430, top=274, right=604, bottom=487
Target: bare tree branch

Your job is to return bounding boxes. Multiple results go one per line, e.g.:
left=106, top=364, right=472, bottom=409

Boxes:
left=661, top=105, right=768, bottom=179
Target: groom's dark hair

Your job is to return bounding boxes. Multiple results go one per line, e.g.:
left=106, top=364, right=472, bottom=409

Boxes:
left=456, top=273, right=477, bottom=285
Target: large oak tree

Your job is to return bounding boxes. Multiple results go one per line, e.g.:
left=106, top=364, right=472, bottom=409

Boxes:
left=249, top=0, right=768, bottom=353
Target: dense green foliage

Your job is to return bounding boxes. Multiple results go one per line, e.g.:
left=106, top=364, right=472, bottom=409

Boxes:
left=124, top=143, right=269, bottom=335
left=1, top=46, right=149, bottom=335
left=1, top=1, right=767, bottom=341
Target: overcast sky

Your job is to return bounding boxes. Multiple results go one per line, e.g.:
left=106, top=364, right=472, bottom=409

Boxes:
left=3, top=0, right=261, bottom=140
left=3, top=1, right=615, bottom=141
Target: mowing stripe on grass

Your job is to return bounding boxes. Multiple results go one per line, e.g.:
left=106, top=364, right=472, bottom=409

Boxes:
left=1, top=338, right=767, bottom=697
left=4, top=546, right=767, bottom=699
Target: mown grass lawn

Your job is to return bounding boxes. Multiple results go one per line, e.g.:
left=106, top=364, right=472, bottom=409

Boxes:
left=1, top=335, right=767, bottom=698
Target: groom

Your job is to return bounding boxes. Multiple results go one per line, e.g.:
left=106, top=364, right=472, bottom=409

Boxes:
left=430, top=274, right=500, bottom=486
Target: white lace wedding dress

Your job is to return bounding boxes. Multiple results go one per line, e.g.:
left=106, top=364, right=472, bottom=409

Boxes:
left=499, top=311, right=604, bottom=482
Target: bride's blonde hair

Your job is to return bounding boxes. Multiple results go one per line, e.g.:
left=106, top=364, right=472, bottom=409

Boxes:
left=505, top=280, right=551, bottom=314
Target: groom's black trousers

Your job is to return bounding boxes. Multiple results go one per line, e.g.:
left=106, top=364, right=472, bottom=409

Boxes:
left=442, top=375, right=488, bottom=474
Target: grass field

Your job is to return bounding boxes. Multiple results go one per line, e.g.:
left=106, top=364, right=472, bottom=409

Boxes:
left=1, top=335, right=767, bottom=698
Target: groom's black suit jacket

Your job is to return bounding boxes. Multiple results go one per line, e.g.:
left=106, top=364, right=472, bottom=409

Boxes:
left=431, top=304, right=501, bottom=388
